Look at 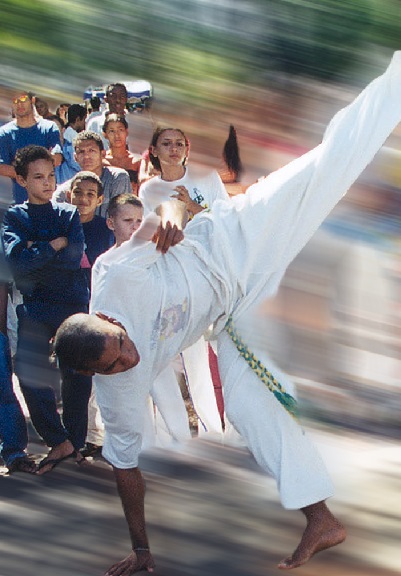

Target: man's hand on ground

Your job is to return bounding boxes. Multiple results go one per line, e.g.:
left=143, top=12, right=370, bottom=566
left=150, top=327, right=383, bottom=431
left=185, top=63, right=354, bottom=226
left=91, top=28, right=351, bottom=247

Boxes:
left=105, top=550, right=155, bottom=576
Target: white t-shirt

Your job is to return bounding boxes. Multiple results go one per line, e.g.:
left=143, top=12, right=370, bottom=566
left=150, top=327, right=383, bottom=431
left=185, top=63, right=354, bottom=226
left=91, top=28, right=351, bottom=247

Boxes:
left=139, top=165, right=229, bottom=215
left=86, top=111, right=109, bottom=149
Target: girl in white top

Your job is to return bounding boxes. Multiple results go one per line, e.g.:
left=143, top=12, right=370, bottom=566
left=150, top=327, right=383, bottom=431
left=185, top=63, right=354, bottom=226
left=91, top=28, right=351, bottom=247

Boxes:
left=139, top=127, right=229, bottom=215
left=139, top=128, right=228, bottom=435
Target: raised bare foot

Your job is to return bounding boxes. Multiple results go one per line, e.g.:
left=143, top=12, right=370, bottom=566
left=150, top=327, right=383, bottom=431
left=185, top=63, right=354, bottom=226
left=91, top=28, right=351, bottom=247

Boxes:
left=36, top=439, right=76, bottom=475
left=278, top=501, right=346, bottom=570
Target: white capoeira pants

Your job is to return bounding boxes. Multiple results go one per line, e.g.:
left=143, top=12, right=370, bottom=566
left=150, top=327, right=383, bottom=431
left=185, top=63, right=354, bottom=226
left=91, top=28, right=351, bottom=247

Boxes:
left=210, top=52, right=401, bottom=510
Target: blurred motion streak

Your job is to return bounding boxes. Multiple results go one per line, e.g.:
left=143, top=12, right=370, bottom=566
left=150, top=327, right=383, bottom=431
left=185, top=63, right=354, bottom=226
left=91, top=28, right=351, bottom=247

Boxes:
left=1, top=2, right=401, bottom=574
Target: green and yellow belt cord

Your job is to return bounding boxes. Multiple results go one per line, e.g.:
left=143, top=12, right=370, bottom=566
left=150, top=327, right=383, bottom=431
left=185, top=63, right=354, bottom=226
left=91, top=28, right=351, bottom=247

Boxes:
left=225, top=315, right=299, bottom=420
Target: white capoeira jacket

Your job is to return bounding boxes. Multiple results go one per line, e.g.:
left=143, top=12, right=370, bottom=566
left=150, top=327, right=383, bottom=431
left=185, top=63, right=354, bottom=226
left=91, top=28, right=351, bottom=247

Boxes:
left=91, top=52, right=401, bottom=509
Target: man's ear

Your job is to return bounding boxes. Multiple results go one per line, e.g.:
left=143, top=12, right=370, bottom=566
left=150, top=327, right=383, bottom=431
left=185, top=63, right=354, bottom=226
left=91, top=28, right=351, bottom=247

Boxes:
left=101, top=149, right=106, bottom=159
left=66, top=190, right=72, bottom=203
left=15, top=174, right=27, bottom=188
left=106, top=216, right=114, bottom=231
left=97, top=194, right=103, bottom=207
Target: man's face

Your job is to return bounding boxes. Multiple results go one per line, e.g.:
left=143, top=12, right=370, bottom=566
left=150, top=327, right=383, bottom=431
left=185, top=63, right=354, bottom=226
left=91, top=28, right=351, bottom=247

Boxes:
left=35, top=98, right=49, bottom=117
left=107, top=204, right=143, bottom=246
left=85, top=315, right=140, bottom=375
left=16, top=159, right=55, bottom=204
left=74, top=115, right=87, bottom=133
left=12, top=93, right=34, bottom=120
left=104, top=120, right=128, bottom=149
left=106, top=86, right=127, bottom=115
left=74, top=139, right=104, bottom=173
left=67, top=178, right=103, bottom=222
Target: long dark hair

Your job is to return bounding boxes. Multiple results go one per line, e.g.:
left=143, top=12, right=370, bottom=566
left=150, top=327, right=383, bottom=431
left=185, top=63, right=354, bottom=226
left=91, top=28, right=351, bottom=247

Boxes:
left=222, top=125, right=242, bottom=182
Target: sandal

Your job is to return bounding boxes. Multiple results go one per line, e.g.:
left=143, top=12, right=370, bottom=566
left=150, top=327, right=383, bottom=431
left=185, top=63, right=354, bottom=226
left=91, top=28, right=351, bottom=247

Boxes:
left=80, top=442, right=103, bottom=458
left=37, top=450, right=77, bottom=473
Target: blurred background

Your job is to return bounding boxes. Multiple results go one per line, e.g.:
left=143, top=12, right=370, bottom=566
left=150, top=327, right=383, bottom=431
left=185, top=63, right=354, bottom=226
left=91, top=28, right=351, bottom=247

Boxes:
left=1, top=0, right=401, bottom=435
left=1, top=3, right=401, bottom=576
left=0, top=0, right=401, bottom=435
left=1, top=0, right=401, bottom=434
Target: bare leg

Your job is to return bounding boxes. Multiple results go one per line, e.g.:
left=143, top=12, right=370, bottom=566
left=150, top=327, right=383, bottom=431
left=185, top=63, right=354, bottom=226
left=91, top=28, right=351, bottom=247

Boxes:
left=278, top=501, right=346, bottom=570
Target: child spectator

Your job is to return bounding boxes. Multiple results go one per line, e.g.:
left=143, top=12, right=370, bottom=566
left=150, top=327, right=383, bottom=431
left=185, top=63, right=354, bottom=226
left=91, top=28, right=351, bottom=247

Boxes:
left=140, top=127, right=228, bottom=216
left=106, top=193, right=143, bottom=246
left=65, top=171, right=114, bottom=458
left=103, top=114, right=142, bottom=195
left=140, top=127, right=226, bottom=431
left=66, top=171, right=114, bottom=288
left=1, top=145, right=92, bottom=474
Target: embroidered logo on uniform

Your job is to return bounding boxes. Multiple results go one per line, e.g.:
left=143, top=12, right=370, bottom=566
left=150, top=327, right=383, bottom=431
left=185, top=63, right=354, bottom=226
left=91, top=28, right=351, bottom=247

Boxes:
left=192, top=188, right=205, bottom=205
left=154, top=298, right=188, bottom=342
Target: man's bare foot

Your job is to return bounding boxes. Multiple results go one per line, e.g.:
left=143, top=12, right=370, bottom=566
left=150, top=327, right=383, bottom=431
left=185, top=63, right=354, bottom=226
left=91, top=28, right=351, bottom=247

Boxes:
left=278, top=501, right=346, bottom=570
left=36, top=439, right=76, bottom=475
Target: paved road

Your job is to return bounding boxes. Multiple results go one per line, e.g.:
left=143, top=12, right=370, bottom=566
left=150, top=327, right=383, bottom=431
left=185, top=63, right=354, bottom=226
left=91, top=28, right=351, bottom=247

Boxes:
left=1, top=424, right=400, bottom=576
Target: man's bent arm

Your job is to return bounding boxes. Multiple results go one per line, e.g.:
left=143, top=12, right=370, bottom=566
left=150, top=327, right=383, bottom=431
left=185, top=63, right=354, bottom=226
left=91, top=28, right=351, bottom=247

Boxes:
left=114, top=466, right=149, bottom=549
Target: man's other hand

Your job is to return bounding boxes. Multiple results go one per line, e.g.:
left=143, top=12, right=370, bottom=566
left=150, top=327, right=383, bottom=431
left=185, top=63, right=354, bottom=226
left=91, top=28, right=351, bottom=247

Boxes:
left=152, top=220, right=184, bottom=253
left=105, top=550, right=155, bottom=576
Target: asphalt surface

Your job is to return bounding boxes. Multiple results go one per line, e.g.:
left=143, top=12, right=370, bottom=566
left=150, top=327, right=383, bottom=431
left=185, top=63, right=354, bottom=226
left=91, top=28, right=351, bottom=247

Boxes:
left=1, top=424, right=401, bottom=576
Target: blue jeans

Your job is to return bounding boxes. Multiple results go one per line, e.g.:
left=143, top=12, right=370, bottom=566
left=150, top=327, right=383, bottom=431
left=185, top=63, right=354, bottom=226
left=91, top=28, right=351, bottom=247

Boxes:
left=15, top=306, right=92, bottom=450
left=0, top=332, right=28, bottom=466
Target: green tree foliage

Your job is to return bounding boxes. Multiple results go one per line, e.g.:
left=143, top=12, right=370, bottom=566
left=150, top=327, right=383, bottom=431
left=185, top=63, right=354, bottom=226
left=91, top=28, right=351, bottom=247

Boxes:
left=264, top=0, right=373, bottom=79
left=0, top=0, right=400, bottom=100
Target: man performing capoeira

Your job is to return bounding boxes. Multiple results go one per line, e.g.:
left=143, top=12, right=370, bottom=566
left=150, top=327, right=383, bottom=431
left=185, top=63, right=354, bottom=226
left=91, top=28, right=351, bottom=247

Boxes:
left=54, top=52, right=401, bottom=575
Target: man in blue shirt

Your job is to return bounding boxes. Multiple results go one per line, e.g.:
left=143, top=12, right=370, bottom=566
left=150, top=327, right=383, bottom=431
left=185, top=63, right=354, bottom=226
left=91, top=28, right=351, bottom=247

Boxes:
left=0, top=91, right=62, bottom=204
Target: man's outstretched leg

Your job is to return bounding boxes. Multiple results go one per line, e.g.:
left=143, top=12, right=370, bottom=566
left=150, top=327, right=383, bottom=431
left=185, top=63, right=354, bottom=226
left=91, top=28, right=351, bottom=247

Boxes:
left=214, top=52, right=401, bottom=569
left=218, top=329, right=343, bottom=568
left=278, top=501, right=346, bottom=569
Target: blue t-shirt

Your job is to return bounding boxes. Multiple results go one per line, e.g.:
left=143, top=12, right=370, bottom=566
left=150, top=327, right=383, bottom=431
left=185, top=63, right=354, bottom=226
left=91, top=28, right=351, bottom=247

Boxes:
left=0, top=119, right=62, bottom=204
